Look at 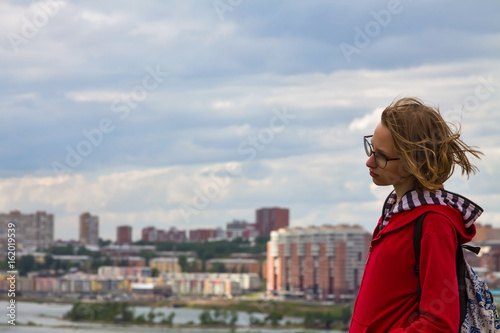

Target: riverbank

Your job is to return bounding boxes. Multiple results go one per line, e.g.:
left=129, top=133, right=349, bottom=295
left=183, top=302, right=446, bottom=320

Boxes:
left=63, top=298, right=351, bottom=330
left=1, top=295, right=351, bottom=330
left=1, top=300, right=348, bottom=332
left=2, top=294, right=349, bottom=313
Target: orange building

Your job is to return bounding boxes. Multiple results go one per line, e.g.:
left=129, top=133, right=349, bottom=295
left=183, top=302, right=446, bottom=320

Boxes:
left=474, top=223, right=500, bottom=242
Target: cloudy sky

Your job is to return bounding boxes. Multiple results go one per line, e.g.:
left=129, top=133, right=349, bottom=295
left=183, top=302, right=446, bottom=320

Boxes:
left=1, top=0, right=499, bottom=242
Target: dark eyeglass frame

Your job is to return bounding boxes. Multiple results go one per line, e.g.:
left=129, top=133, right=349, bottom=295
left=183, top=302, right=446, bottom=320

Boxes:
left=364, top=135, right=400, bottom=169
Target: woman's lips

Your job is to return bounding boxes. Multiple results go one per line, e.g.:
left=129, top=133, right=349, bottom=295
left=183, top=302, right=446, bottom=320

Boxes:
left=369, top=170, right=379, bottom=178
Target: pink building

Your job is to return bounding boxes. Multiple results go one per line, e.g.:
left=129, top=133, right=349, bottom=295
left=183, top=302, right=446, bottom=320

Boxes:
left=267, top=225, right=370, bottom=302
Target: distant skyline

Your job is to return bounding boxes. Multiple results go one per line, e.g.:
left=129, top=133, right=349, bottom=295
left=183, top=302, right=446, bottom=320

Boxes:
left=1, top=1, right=499, bottom=241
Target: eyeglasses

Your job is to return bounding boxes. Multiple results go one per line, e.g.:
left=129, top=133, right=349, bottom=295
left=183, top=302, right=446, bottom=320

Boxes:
left=364, top=135, right=400, bottom=169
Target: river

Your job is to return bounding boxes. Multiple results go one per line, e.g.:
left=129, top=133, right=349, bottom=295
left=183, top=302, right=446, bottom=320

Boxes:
left=0, top=301, right=344, bottom=333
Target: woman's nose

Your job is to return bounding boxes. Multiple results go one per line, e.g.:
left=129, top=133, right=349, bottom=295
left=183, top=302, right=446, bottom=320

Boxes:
left=366, top=153, right=377, bottom=168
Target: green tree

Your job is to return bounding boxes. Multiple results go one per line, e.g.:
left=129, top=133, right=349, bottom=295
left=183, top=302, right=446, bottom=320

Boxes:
left=18, top=255, right=35, bottom=276
left=161, top=312, right=175, bottom=326
left=134, top=314, right=147, bottom=324
left=48, top=244, right=74, bottom=255
left=265, top=303, right=283, bottom=327
left=139, top=250, right=157, bottom=265
left=209, top=262, right=226, bottom=273
left=178, top=255, right=190, bottom=272
left=265, top=311, right=283, bottom=327
left=199, top=309, right=213, bottom=325
left=147, top=308, right=156, bottom=323
left=118, top=302, right=134, bottom=322
left=303, top=312, right=316, bottom=328
left=324, top=311, right=335, bottom=329
left=229, top=310, right=238, bottom=326
left=44, top=254, right=54, bottom=268
left=99, top=238, right=112, bottom=247
left=341, top=305, right=352, bottom=326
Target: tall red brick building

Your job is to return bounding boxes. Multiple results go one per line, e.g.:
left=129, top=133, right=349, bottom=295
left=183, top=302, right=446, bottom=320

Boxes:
left=79, top=212, right=99, bottom=246
left=117, top=225, right=132, bottom=244
left=256, top=207, right=289, bottom=236
left=266, top=225, right=370, bottom=302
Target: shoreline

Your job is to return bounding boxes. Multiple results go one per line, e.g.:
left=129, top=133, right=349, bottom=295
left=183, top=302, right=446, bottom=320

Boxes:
left=0, top=296, right=351, bottom=331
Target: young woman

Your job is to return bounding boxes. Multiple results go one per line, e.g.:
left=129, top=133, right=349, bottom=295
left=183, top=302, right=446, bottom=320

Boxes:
left=349, top=97, right=483, bottom=332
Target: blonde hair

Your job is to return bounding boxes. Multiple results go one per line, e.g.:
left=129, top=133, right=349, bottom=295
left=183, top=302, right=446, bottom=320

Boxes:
left=381, top=97, right=482, bottom=192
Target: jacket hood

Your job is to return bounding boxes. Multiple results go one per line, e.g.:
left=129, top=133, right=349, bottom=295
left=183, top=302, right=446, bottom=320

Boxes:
left=381, top=189, right=483, bottom=231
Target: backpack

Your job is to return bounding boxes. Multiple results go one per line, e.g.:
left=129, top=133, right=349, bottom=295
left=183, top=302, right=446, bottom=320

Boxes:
left=413, top=212, right=500, bottom=332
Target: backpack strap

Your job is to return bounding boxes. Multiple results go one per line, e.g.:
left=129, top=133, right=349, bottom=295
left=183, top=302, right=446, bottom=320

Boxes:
left=413, top=212, right=467, bottom=326
left=455, top=234, right=467, bottom=327
left=412, top=212, right=427, bottom=308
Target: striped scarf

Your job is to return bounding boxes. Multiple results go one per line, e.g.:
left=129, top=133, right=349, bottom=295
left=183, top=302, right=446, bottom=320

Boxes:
left=380, top=189, right=483, bottom=230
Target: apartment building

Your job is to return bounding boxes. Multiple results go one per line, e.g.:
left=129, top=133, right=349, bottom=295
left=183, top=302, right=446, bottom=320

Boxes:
left=189, top=228, right=216, bottom=241
left=158, top=272, right=260, bottom=296
left=474, top=223, right=500, bottom=242
left=206, top=258, right=260, bottom=274
left=116, top=225, right=132, bottom=244
left=79, top=212, right=99, bottom=246
left=226, top=220, right=258, bottom=240
left=267, top=224, right=371, bottom=302
left=0, top=210, right=54, bottom=253
left=256, top=207, right=289, bottom=236
left=150, top=257, right=182, bottom=274
left=142, top=226, right=187, bottom=243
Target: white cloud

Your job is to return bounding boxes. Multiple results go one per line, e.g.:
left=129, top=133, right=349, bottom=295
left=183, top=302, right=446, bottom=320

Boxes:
left=80, top=10, right=125, bottom=27
left=66, top=90, right=122, bottom=102
left=1, top=0, right=499, bottom=243
left=349, top=107, right=383, bottom=132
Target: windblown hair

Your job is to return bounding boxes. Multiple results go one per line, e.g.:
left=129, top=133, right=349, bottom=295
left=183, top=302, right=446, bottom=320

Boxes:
left=381, top=97, right=482, bottom=192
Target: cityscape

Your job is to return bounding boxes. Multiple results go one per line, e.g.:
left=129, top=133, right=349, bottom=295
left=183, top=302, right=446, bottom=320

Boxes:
left=1, top=0, right=499, bottom=331
left=2, top=207, right=500, bottom=305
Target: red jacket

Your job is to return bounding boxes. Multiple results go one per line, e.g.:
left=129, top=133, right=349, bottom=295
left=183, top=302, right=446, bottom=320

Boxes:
left=349, top=204, right=476, bottom=332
